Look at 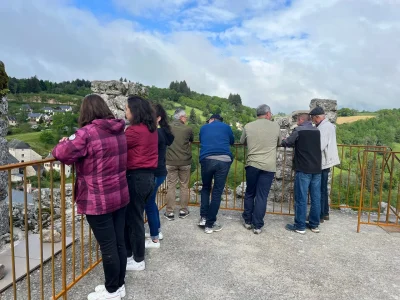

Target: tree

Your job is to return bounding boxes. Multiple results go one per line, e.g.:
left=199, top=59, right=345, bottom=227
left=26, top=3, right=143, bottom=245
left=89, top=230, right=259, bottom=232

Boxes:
left=124, top=78, right=127, bottom=82
left=365, top=159, right=381, bottom=193
left=119, top=77, right=123, bottom=82
left=189, top=108, right=197, bottom=124
left=338, top=108, right=358, bottom=117
left=228, top=93, right=242, bottom=106
left=45, top=169, right=61, bottom=182
left=40, top=131, right=54, bottom=145
left=0, top=61, right=9, bottom=97
left=395, top=129, right=400, bottom=143
left=52, top=112, right=78, bottom=138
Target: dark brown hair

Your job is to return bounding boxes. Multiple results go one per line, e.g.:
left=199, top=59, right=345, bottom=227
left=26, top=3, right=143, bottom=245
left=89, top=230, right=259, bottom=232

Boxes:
left=78, top=94, right=115, bottom=127
left=154, top=103, right=172, bottom=134
left=127, top=95, right=157, bottom=133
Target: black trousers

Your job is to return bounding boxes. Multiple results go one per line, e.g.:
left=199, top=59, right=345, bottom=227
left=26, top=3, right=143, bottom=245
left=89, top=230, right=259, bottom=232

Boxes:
left=86, top=206, right=127, bottom=293
left=124, top=171, right=155, bottom=262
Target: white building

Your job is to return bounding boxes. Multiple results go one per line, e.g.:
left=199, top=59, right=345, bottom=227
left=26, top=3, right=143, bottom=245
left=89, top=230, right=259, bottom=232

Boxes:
left=6, top=153, right=22, bottom=182
left=7, top=116, right=18, bottom=127
left=44, top=153, right=72, bottom=178
left=43, top=107, right=54, bottom=114
left=8, top=139, right=43, bottom=178
left=27, top=113, right=44, bottom=123
left=58, top=105, right=73, bottom=112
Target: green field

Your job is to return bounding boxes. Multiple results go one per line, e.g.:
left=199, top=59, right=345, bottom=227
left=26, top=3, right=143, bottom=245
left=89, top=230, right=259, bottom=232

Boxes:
left=6, top=132, right=54, bottom=157
left=392, top=143, right=400, bottom=152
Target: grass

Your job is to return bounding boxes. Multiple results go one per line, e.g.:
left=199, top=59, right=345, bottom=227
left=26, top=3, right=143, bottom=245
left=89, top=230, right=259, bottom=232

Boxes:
left=6, top=132, right=54, bottom=157
left=336, top=115, right=376, bottom=124
left=392, top=143, right=400, bottom=152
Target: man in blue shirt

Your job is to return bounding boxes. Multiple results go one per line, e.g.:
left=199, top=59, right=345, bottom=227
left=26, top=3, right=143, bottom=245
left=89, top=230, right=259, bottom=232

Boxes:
left=199, top=114, right=234, bottom=234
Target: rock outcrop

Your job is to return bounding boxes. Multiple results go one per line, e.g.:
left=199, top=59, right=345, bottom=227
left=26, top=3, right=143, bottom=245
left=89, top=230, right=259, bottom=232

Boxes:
left=11, top=185, right=73, bottom=235
left=91, top=80, right=149, bottom=119
left=0, top=61, right=10, bottom=247
left=310, top=98, right=337, bottom=123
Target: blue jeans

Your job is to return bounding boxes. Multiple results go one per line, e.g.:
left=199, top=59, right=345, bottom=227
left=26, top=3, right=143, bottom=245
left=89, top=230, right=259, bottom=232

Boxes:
left=320, top=168, right=330, bottom=218
left=294, top=172, right=321, bottom=230
left=242, top=166, right=275, bottom=230
left=145, top=176, right=166, bottom=240
left=200, top=159, right=231, bottom=228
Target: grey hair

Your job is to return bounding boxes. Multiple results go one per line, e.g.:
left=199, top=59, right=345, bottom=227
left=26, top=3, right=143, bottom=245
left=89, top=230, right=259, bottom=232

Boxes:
left=173, top=108, right=187, bottom=120
left=256, top=104, right=271, bottom=117
left=298, top=113, right=311, bottom=121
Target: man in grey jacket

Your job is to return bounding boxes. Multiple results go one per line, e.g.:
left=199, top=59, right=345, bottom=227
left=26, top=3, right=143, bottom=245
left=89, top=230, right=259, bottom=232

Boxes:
left=309, top=107, right=340, bottom=222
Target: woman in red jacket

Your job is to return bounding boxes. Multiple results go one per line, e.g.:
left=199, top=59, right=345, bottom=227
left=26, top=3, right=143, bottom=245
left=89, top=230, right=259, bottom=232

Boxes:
left=124, top=95, right=158, bottom=271
left=52, top=94, right=128, bottom=300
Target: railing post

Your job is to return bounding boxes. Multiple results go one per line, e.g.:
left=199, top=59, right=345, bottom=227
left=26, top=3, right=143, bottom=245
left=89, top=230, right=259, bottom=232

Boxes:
left=357, top=150, right=367, bottom=233
left=60, top=164, right=67, bottom=300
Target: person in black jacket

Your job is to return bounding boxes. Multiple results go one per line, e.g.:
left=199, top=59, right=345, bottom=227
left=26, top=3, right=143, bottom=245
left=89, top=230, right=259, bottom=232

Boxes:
left=144, top=104, right=174, bottom=248
left=281, top=113, right=322, bottom=234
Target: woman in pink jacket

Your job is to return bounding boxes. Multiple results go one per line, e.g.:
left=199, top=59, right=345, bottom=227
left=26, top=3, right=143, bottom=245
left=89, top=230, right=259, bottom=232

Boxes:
left=52, top=94, right=129, bottom=300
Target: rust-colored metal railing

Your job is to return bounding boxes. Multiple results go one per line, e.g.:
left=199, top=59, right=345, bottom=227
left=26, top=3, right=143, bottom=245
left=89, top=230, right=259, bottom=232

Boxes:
left=329, top=145, right=391, bottom=210
left=0, top=143, right=396, bottom=299
left=0, top=159, right=167, bottom=300
left=357, top=149, right=400, bottom=232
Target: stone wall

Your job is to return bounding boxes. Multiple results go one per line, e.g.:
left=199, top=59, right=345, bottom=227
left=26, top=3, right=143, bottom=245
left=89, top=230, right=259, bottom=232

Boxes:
left=0, top=96, right=10, bottom=241
left=91, top=80, right=149, bottom=119
left=11, top=185, right=74, bottom=234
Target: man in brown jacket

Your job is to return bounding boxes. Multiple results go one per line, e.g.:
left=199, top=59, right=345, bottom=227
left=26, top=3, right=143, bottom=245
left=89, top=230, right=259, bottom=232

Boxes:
left=164, top=108, right=194, bottom=220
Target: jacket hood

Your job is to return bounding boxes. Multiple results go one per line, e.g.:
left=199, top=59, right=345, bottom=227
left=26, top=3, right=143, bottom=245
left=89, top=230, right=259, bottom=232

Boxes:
left=92, top=118, right=125, bottom=134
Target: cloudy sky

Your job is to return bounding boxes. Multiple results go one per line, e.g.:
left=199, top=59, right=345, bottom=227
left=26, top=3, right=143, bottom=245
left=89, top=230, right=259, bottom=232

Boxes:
left=1, top=0, right=399, bottom=113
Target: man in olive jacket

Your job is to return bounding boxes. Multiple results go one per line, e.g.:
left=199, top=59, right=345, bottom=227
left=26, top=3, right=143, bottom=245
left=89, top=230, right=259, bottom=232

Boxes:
left=165, top=108, right=194, bottom=220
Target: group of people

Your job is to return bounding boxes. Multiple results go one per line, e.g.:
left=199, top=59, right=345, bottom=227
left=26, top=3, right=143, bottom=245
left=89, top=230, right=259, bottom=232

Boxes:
left=52, top=94, right=339, bottom=300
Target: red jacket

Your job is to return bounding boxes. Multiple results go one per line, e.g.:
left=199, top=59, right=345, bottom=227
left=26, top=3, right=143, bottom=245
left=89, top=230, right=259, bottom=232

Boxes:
left=125, top=123, right=158, bottom=170
left=52, top=119, right=129, bottom=215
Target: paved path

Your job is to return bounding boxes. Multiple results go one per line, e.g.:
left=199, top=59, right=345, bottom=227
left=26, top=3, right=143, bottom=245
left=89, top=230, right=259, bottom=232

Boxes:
left=66, top=208, right=400, bottom=300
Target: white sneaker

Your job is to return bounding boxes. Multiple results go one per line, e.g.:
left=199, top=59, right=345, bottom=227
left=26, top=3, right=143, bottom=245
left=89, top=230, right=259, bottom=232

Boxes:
left=145, top=232, right=163, bottom=240
left=145, top=239, right=160, bottom=249
left=126, top=259, right=145, bottom=271
left=95, top=285, right=126, bottom=298
left=87, top=289, right=121, bottom=300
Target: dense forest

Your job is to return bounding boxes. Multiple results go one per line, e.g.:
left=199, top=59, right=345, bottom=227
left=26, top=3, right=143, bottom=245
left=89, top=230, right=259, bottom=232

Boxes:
left=7, top=76, right=91, bottom=96
left=336, top=109, right=400, bottom=149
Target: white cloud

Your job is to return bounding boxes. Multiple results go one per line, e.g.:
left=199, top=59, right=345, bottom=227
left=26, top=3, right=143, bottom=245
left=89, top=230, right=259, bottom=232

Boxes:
left=0, top=0, right=399, bottom=113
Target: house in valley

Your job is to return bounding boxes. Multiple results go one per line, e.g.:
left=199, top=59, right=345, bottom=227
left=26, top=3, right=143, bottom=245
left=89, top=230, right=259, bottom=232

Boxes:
left=44, top=153, right=71, bottom=178
left=8, top=139, right=43, bottom=177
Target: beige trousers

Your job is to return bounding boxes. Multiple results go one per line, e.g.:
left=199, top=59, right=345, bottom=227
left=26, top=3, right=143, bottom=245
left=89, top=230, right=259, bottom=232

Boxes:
left=166, top=165, right=191, bottom=213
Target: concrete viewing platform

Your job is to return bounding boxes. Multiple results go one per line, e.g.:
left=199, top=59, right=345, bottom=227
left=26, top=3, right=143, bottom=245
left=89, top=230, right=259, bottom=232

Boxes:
left=68, top=207, right=400, bottom=300
left=1, top=207, right=400, bottom=300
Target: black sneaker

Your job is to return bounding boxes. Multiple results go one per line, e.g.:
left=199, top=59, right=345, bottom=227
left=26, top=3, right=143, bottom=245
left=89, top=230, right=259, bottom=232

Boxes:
left=179, top=210, right=190, bottom=219
left=164, top=212, right=175, bottom=221
left=324, top=215, right=329, bottom=221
